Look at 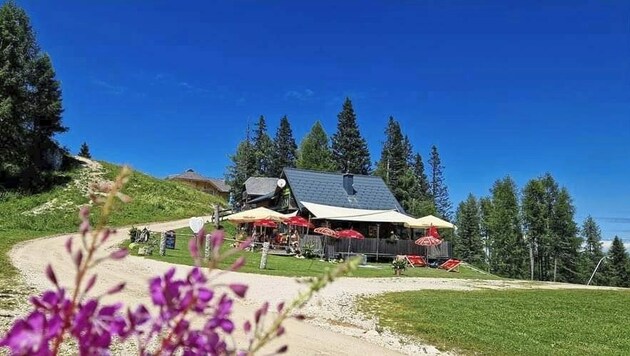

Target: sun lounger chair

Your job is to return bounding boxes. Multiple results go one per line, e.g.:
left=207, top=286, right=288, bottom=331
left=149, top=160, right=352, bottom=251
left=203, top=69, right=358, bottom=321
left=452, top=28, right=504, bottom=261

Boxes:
left=403, top=255, right=427, bottom=268
left=439, top=258, right=461, bottom=272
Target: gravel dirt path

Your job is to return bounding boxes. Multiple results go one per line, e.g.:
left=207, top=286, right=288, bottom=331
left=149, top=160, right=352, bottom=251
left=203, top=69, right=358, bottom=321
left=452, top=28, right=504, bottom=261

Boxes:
left=9, top=217, right=614, bottom=355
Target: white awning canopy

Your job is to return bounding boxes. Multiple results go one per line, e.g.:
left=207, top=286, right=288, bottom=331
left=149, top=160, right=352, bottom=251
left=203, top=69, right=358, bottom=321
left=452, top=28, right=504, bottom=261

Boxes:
left=302, top=202, right=416, bottom=224
left=224, top=207, right=293, bottom=223
left=404, top=215, right=456, bottom=229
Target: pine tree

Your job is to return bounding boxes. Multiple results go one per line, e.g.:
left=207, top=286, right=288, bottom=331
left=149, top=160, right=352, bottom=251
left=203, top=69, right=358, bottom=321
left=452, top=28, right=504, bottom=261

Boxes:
left=401, top=152, right=434, bottom=217
left=549, top=187, right=580, bottom=283
left=269, top=115, right=297, bottom=177
left=454, top=194, right=485, bottom=268
left=225, top=127, right=257, bottom=207
left=607, top=236, right=630, bottom=288
left=296, top=121, right=336, bottom=172
left=252, top=116, right=274, bottom=176
left=428, top=145, right=452, bottom=220
left=522, top=178, right=548, bottom=280
left=0, top=1, right=33, bottom=173
left=580, top=216, right=606, bottom=285
left=411, top=153, right=431, bottom=200
left=375, top=117, right=409, bottom=202
left=331, top=98, right=371, bottom=174
left=487, top=176, right=527, bottom=279
left=78, top=142, right=91, bottom=159
left=0, top=2, right=65, bottom=189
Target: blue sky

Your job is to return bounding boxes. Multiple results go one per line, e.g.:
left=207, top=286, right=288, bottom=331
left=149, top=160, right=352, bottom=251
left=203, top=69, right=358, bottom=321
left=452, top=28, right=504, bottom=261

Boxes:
left=19, top=1, right=630, bottom=242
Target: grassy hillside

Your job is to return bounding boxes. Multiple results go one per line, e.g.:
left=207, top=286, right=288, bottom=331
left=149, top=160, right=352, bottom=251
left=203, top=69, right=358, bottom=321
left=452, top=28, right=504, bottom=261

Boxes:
left=0, top=158, right=226, bottom=281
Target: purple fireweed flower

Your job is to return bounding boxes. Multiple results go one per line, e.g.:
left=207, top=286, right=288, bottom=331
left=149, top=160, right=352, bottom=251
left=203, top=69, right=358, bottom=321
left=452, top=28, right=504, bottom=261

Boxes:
left=230, top=256, right=246, bottom=271
left=71, top=299, right=126, bottom=355
left=229, top=284, right=248, bottom=298
left=65, top=237, right=73, bottom=254
left=187, top=267, right=207, bottom=285
left=45, top=265, right=58, bottom=288
left=277, top=345, right=289, bottom=354
left=126, top=305, right=151, bottom=329
left=188, top=238, right=199, bottom=259
left=84, top=274, right=97, bottom=294
left=79, top=221, right=90, bottom=237
left=210, top=229, right=225, bottom=252
left=109, top=248, right=128, bottom=260
left=100, top=228, right=112, bottom=244
left=239, top=238, right=253, bottom=250
left=0, top=311, right=62, bottom=356
left=205, top=294, right=234, bottom=333
left=30, top=290, right=70, bottom=318
left=180, top=329, right=227, bottom=356
left=73, top=250, right=83, bottom=268
left=79, top=206, right=89, bottom=219
left=106, top=282, right=126, bottom=295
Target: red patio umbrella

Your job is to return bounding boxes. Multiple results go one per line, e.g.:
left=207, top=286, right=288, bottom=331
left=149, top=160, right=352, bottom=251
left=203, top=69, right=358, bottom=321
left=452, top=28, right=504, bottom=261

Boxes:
left=415, top=236, right=442, bottom=246
left=253, top=219, right=277, bottom=228
left=313, top=227, right=339, bottom=238
left=337, top=229, right=364, bottom=256
left=337, top=229, right=364, bottom=239
left=314, top=227, right=339, bottom=261
left=415, top=235, right=443, bottom=262
left=284, top=216, right=315, bottom=229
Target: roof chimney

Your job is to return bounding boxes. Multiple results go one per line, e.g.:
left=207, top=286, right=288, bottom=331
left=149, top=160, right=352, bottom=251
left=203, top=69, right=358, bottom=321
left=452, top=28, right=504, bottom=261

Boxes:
left=343, top=173, right=355, bottom=195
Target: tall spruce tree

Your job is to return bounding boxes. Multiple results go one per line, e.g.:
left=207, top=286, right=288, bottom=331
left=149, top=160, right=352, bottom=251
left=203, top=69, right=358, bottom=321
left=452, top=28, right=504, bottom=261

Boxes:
left=375, top=117, right=409, bottom=202
left=580, top=216, right=606, bottom=285
left=331, top=98, right=371, bottom=174
left=401, top=152, right=434, bottom=216
left=0, top=1, right=65, bottom=189
left=296, top=121, right=336, bottom=171
left=487, top=176, right=527, bottom=279
left=428, top=145, right=452, bottom=220
left=78, top=142, right=91, bottom=159
left=522, top=178, right=548, bottom=280
left=252, top=116, right=274, bottom=176
left=548, top=187, right=580, bottom=283
left=607, top=236, right=630, bottom=288
left=454, top=194, right=485, bottom=268
left=269, top=115, right=297, bottom=177
left=411, top=152, right=431, bottom=200
left=225, top=127, right=257, bottom=207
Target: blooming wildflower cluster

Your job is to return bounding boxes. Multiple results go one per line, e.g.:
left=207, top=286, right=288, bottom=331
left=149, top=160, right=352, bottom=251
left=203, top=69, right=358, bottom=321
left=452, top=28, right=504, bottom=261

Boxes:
left=0, top=167, right=358, bottom=355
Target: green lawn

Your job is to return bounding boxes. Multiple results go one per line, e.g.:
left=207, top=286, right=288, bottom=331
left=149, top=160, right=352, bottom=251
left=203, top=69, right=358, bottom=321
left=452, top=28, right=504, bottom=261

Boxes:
left=358, top=289, right=630, bottom=355
left=127, top=223, right=498, bottom=279
left=0, top=160, right=225, bottom=281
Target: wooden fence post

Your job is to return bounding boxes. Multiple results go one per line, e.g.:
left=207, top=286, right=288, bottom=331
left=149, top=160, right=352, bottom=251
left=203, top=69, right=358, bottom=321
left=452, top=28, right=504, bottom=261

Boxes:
left=259, top=242, right=270, bottom=269
left=159, top=232, right=166, bottom=256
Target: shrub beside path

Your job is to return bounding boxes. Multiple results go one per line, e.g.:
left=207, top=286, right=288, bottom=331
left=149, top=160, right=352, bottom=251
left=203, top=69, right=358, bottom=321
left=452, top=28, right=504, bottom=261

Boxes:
left=8, top=217, right=616, bottom=355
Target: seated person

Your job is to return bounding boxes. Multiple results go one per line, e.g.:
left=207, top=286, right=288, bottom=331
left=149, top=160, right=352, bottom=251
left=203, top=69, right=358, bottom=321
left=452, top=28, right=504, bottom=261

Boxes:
left=275, top=233, right=287, bottom=245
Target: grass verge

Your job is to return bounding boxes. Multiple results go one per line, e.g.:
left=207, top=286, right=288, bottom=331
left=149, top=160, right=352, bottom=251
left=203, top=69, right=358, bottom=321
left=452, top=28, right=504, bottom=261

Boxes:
left=126, top=223, right=499, bottom=279
left=358, top=289, right=630, bottom=355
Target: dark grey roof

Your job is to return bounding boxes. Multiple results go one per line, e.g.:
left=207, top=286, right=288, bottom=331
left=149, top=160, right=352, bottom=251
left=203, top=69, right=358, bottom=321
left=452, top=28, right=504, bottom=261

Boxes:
left=247, top=190, right=275, bottom=204
left=244, top=177, right=279, bottom=196
left=167, top=169, right=230, bottom=192
left=282, top=168, right=404, bottom=212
